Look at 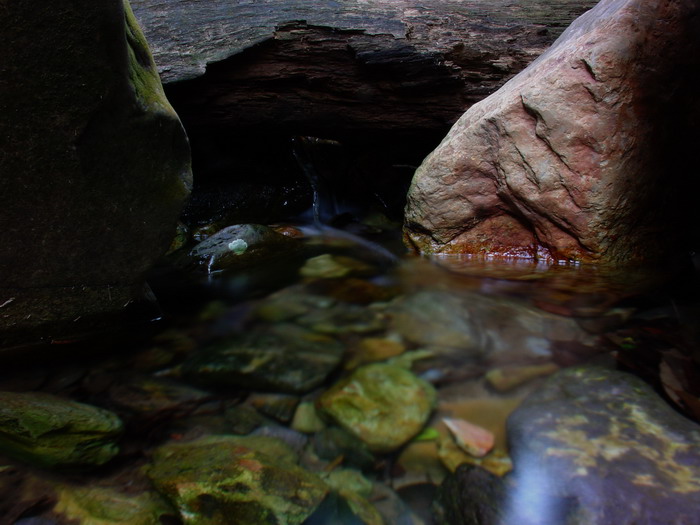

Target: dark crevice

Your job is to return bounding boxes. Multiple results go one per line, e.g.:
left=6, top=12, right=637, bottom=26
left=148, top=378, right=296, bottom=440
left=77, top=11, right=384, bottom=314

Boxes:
left=164, top=23, right=466, bottom=227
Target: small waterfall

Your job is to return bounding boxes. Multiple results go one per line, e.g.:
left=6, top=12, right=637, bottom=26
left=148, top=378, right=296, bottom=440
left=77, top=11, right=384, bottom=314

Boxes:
left=291, top=135, right=342, bottom=227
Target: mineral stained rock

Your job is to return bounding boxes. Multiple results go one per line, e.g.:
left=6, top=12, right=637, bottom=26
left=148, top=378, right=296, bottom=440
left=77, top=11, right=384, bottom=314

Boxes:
left=404, top=0, right=700, bottom=266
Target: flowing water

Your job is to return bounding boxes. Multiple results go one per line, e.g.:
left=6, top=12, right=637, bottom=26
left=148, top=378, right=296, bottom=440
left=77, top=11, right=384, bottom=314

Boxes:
left=1, top=223, right=700, bottom=524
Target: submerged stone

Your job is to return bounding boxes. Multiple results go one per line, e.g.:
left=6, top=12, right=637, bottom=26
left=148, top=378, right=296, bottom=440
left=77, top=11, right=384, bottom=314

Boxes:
left=297, top=303, right=385, bottom=335
left=253, top=285, right=336, bottom=323
left=388, top=289, right=595, bottom=365
left=0, top=392, right=122, bottom=469
left=300, top=254, right=374, bottom=280
left=502, top=366, right=700, bottom=524
left=107, top=376, right=210, bottom=416
left=53, top=484, right=175, bottom=525
left=318, top=363, right=437, bottom=452
left=312, top=427, right=376, bottom=471
left=183, top=324, right=344, bottom=394
left=148, top=435, right=328, bottom=525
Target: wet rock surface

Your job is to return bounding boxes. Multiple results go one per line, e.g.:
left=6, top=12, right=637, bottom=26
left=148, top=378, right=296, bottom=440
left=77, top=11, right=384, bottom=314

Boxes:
left=188, top=224, right=302, bottom=273
left=388, top=289, right=598, bottom=366
left=0, top=392, right=123, bottom=470
left=503, top=366, right=700, bottom=524
left=404, top=0, right=700, bottom=265
left=53, top=484, right=175, bottom=525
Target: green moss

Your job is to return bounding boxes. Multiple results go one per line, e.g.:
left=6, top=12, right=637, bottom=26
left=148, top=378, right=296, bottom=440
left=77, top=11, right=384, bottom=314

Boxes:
left=123, top=0, right=175, bottom=113
left=318, top=363, right=437, bottom=452
left=0, top=392, right=122, bottom=469
left=148, top=436, right=328, bottom=525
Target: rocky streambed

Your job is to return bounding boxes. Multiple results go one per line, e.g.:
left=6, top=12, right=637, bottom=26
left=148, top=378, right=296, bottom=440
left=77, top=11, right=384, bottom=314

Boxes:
left=1, top=221, right=700, bottom=525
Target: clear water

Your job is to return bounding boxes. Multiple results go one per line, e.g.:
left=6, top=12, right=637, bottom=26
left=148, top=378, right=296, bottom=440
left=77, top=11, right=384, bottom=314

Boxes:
left=1, top=225, right=699, bottom=524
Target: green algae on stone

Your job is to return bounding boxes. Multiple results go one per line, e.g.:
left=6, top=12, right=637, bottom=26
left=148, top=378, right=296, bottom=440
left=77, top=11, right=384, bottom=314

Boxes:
left=317, top=363, right=437, bottom=452
left=300, top=254, right=375, bottom=280
left=124, top=0, right=177, bottom=113
left=54, top=484, right=175, bottom=525
left=0, top=392, right=122, bottom=469
left=505, top=366, right=700, bottom=524
left=148, top=435, right=328, bottom=525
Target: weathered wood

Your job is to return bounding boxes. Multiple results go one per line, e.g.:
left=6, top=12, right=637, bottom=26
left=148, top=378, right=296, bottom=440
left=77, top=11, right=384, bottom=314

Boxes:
left=131, top=0, right=599, bottom=133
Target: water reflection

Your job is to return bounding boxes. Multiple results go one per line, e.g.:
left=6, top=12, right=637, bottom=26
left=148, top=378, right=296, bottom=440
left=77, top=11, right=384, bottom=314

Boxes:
left=0, top=228, right=699, bottom=524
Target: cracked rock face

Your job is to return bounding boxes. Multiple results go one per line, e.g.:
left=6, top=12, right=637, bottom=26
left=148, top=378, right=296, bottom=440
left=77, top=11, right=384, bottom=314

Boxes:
left=404, top=0, right=700, bottom=266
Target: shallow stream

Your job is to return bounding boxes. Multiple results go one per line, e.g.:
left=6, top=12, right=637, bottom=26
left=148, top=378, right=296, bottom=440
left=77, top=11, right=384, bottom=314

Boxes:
left=2, top=223, right=700, bottom=524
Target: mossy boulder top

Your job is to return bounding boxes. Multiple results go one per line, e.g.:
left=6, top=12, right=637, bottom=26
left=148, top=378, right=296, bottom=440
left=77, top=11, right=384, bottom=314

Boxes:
left=0, top=391, right=123, bottom=469
left=147, top=435, right=329, bottom=525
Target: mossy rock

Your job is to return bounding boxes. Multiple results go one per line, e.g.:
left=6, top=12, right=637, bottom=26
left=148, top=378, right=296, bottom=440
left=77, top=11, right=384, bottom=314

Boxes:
left=0, top=392, right=123, bottom=469
left=53, top=484, right=176, bottom=525
left=318, top=363, right=437, bottom=452
left=148, top=435, right=328, bottom=525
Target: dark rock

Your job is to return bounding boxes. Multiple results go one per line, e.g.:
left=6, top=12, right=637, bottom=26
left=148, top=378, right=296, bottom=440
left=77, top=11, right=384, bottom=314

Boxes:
left=404, top=0, right=700, bottom=265
left=432, top=464, right=506, bottom=525
left=503, top=366, right=700, bottom=524
left=0, top=0, right=191, bottom=344
left=188, top=224, right=301, bottom=273
left=182, top=324, right=345, bottom=394
left=313, top=427, right=376, bottom=471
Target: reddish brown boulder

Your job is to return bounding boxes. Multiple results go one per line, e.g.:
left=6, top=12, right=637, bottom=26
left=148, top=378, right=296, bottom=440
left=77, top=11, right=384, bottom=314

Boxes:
left=404, top=0, right=700, bottom=266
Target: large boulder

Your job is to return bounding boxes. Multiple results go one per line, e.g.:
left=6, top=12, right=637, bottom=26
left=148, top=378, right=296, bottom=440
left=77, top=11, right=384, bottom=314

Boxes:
left=434, top=366, right=700, bottom=524
left=0, top=1, right=191, bottom=344
left=404, top=0, right=700, bottom=266
left=504, top=366, right=700, bottom=524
